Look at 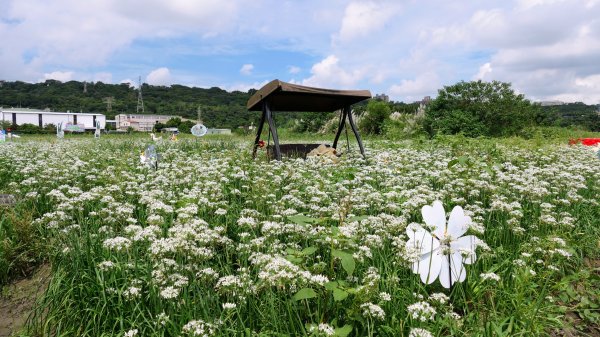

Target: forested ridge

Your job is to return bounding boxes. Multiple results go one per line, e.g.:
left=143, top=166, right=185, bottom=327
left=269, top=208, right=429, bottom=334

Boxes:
left=1, top=79, right=598, bottom=131
left=0, top=80, right=261, bottom=129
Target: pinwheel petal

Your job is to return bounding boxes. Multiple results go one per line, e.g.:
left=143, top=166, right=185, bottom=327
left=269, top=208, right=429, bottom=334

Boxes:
left=422, top=200, right=446, bottom=238
left=407, top=228, right=440, bottom=255
left=451, top=235, right=478, bottom=264
left=439, top=252, right=466, bottom=288
left=417, top=250, right=442, bottom=284
left=406, top=224, right=426, bottom=241
left=439, top=256, right=451, bottom=288
left=447, top=206, right=470, bottom=238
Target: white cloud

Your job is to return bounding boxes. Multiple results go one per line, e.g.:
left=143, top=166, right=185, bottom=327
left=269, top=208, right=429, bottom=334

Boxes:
left=473, top=63, right=492, bottom=80
left=0, top=0, right=240, bottom=82
left=388, top=72, right=441, bottom=102
left=302, top=55, right=365, bottom=88
left=288, top=66, right=301, bottom=74
left=42, top=71, right=73, bottom=82
left=337, top=1, right=399, bottom=42
left=146, top=68, right=172, bottom=86
left=240, top=64, right=254, bottom=76
left=2, top=0, right=600, bottom=104
left=225, top=80, right=269, bottom=93
left=93, top=72, right=112, bottom=83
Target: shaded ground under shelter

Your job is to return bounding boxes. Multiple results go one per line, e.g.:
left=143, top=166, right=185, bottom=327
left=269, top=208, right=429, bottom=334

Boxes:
left=247, top=79, right=371, bottom=160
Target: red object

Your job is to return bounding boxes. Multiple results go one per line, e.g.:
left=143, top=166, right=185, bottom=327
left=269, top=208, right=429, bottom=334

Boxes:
left=569, top=138, right=600, bottom=146
left=258, top=140, right=266, bottom=148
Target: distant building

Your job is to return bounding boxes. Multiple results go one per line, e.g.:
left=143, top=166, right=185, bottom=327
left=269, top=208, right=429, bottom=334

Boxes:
left=115, top=114, right=177, bottom=132
left=0, top=108, right=105, bottom=130
left=374, top=93, right=389, bottom=102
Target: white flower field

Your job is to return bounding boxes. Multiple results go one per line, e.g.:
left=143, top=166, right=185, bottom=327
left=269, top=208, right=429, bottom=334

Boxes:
left=0, top=135, right=598, bottom=336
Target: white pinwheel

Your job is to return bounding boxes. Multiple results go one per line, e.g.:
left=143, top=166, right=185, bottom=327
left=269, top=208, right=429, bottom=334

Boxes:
left=406, top=200, right=479, bottom=288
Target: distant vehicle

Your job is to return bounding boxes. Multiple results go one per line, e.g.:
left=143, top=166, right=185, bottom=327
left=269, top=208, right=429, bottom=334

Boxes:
left=161, top=127, right=179, bottom=134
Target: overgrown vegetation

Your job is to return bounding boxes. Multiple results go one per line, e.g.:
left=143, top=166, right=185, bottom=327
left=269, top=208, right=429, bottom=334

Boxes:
left=0, top=134, right=598, bottom=336
left=2, top=79, right=599, bottom=136
left=423, top=81, right=539, bottom=137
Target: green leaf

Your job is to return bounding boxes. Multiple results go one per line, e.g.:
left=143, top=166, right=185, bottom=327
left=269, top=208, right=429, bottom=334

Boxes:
left=301, top=246, right=318, bottom=255
left=285, top=255, right=303, bottom=264
left=292, top=288, right=317, bottom=301
left=324, top=281, right=338, bottom=291
left=346, top=215, right=370, bottom=222
left=331, top=249, right=345, bottom=258
left=285, top=248, right=299, bottom=255
left=333, top=288, right=348, bottom=301
left=335, top=325, right=353, bottom=337
left=332, top=250, right=355, bottom=276
left=346, top=287, right=358, bottom=294
left=458, top=155, right=468, bottom=165
left=340, top=255, right=355, bottom=276
left=288, top=214, right=318, bottom=225
left=447, top=159, right=459, bottom=168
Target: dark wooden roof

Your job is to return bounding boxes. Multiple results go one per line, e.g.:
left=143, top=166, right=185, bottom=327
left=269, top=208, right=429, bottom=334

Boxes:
left=247, top=79, right=371, bottom=112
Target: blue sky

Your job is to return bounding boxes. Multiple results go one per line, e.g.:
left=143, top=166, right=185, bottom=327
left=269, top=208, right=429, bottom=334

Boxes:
left=1, top=0, right=600, bottom=103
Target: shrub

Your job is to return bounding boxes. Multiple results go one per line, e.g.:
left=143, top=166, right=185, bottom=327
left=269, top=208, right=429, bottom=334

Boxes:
left=359, top=100, right=391, bottom=135
left=424, top=80, right=539, bottom=137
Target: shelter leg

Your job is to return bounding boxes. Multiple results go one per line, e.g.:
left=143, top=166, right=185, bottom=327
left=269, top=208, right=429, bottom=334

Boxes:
left=252, top=110, right=266, bottom=159
left=347, top=106, right=366, bottom=158
left=332, top=109, right=348, bottom=149
left=265, top=102, right=281, bottom=161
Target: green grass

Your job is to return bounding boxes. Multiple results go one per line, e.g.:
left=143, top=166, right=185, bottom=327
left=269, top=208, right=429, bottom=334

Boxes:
left=0, top=132, right=598, bottom=336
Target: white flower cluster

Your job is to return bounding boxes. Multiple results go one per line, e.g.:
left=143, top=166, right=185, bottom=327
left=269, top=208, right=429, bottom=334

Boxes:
left=103, top=236, right=132, bottom=251
left=480, top=272, right=501, bottom=282
left=181, top=319, right=218, bottom=336
left=409, top=327, right=434, bottom=337
left=407, top=301, right=436, bottom=322
left=307, top=323, right=336, bottom=336
left=360, top=302, right=386, bottom=320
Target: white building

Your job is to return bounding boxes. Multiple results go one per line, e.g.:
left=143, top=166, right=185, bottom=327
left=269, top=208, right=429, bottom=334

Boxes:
left=115, top=114, right=176, bottom=132
left=0, top=108, right=105, bottom=130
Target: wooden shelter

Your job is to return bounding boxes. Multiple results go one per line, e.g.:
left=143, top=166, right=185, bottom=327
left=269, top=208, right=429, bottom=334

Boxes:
left=247, top=79, right=371, bottom=160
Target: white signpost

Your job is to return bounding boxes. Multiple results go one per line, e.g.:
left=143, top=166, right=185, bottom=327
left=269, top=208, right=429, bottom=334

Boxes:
left=57, top=122, right=64, bottom=139
left=94, top=120, right=101, bottom=139
left=191, top=106, right=207, bottom=137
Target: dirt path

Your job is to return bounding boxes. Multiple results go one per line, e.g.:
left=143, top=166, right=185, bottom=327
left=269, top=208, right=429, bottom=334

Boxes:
left=0, top=265, right=50, bottom=337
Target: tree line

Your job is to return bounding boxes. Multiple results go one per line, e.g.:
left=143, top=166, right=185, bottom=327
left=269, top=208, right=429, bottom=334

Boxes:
left=1, top=79, right=598, bottom=136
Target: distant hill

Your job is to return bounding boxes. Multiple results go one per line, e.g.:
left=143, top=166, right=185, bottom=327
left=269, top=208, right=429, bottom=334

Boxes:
left=0, top=80, right=325, bottom=130
left=539, top=102, right=600, bottom=131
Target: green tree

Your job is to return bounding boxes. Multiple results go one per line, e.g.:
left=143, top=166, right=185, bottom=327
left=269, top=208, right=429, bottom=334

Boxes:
left=424, top=80, right=539, bottom=137
left=154, top=122, right=166, bottom=132
left=165, top=117, right=182, bottom=128
left=359, top=100, right=391, bottom=134
left=179, top=120, right=196, bottom=133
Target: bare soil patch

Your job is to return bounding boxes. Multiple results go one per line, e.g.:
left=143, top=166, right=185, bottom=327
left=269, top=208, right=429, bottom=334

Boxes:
left=0, top=265, right=50, bottom=337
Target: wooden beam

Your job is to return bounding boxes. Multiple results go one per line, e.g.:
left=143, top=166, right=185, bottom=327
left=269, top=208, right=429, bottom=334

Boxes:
left=265, top=102, right=281, bottom=161
left=347, top=106, right=366, bottom=158
left=252, top=108, right=266, bottom=159
left=332, top=108, right=347, bottom=149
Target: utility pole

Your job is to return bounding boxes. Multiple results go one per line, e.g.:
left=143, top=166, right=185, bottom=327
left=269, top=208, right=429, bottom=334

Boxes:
left=136, top=76, right=145, bottom=113
left=103, top=97, right=115, bottom=112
